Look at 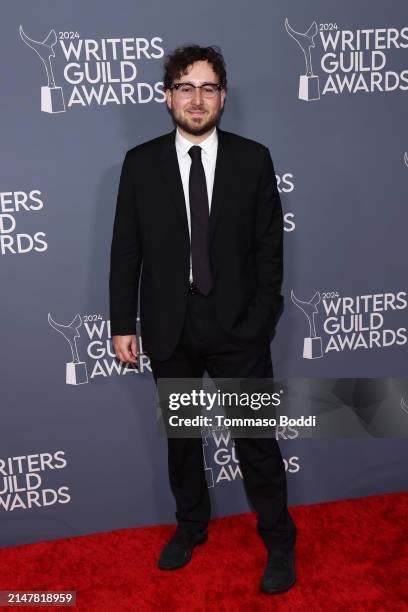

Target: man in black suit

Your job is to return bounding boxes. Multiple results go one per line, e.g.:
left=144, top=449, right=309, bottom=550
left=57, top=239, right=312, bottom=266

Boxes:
left=109, top=45, right=296, bottom=594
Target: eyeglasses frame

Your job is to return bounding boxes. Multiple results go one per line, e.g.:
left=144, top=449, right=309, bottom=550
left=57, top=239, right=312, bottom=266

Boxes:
left=169, top=82, right=223, bottom=97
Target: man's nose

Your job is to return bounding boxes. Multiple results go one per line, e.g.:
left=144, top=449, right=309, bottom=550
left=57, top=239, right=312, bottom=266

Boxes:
left=192, top=87, right=204, bottom=103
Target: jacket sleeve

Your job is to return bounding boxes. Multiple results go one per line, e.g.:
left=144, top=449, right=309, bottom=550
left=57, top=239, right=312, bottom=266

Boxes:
left=109, top=151, right=143, bottom=336
left=253, top=146, right=284, bottom=330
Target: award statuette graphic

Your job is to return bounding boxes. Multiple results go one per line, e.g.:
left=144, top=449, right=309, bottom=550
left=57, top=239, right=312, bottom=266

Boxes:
left=48, top=313, right=89, bottom=385
left=285, top=18, right=320, bottom=101
left=201, top=434, right=215, bottom=488
left=291, top=290, right=323, bottom=359
left=19, top=25, right=66, bottom=113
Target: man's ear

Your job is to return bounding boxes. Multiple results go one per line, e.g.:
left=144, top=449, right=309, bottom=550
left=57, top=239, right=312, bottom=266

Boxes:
left=165, top=89, right=172, bottom=110
left=220, top=89, right=226, bottom=109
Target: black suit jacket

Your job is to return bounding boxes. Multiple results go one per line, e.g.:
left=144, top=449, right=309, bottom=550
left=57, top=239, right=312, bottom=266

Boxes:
left=109, top=127, right=284, bottom=361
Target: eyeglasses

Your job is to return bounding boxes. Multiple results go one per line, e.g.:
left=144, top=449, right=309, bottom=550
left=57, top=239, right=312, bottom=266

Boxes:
left=170, top=82, right=222, bottom=99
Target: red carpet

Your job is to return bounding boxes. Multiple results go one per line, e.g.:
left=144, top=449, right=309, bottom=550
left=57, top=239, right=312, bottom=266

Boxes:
left=0, top=492, right=406, bottom=611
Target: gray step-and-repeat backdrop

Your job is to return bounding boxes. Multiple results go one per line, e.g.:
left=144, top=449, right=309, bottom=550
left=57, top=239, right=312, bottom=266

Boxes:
left=1, top=2, right=407, bottom=547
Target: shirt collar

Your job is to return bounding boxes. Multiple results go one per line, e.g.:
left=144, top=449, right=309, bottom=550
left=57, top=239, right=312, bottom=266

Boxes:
left=175, top=126, right=218, bottom=158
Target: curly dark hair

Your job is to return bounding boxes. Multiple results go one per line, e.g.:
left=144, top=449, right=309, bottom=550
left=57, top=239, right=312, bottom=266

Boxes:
left=163, top=44, right=227, bottom=91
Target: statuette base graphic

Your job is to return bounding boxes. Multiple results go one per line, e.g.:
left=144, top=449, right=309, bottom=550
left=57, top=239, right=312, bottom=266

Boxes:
left=299, top=75, right=320, bottom=101
left=66, top=361, right=88, bottom=385
left=204, top=466, right=214, bottom=488
left=41, top=86, right=65, bottom=113
left=303, top=337, right=323, bottom=359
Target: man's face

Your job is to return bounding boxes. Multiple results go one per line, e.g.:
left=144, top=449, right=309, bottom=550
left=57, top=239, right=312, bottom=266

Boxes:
left=165, top=60, right=226, bottom=137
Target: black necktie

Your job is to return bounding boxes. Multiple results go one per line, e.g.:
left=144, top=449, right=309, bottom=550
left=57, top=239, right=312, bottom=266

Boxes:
left=188, top=145, right=213, bottom=295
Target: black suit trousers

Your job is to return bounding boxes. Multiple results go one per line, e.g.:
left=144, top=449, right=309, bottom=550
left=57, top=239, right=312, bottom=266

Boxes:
left=149, top=288, right=297, bottom=552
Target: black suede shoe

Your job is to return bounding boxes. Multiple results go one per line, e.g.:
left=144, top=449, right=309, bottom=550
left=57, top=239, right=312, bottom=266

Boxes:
left=157, top=527, right=208, bottom=570
left=260, top=549, right=296, bottom=594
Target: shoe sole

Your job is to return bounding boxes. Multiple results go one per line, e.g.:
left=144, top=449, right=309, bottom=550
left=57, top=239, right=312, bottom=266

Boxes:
left=157, top=532, right=208, bottom=570
left=260, top=576, right=296, bottom=595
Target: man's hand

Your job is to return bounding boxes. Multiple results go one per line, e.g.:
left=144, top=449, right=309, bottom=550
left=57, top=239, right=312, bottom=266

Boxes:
left=112, top=334, right=138, bottom=365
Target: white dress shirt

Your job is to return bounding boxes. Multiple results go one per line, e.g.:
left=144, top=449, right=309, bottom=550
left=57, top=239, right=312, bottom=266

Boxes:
left=175, top=126, right=218, bottom=282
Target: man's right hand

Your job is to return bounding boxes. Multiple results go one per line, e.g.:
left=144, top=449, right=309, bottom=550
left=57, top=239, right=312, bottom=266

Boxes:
left=112, top=335, right=138, bottom=365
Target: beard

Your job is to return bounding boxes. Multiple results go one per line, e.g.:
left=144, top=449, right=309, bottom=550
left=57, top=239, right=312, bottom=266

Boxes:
left=171, top=106, right=222, bottom=136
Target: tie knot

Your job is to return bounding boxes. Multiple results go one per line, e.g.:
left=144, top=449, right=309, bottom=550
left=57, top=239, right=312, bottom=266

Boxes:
left=188, top=145, right=202, bottom=161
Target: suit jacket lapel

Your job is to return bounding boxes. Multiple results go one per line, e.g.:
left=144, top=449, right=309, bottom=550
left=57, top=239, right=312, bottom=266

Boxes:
left=159, top=128, right=190, bottom=245
left=209, top=127, right=232, bottom=241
